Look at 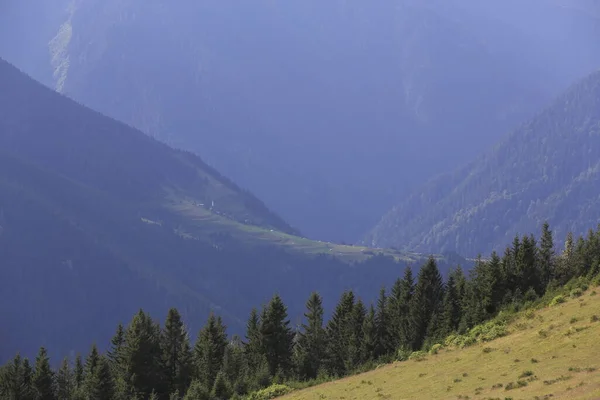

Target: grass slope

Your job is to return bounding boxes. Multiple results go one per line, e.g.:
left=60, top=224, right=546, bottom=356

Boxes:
left=281, top=288, right=600, bottom=400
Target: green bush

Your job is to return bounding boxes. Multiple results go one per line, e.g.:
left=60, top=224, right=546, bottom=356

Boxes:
left=246, top=384, right=293, bottom=400
left=570, top=288, right=584, bottom=298
left=429, top=344, right=443, bottom=355
left=549, top=295, right=566, bottom=307
left=409, top=351, right=428, bottom=361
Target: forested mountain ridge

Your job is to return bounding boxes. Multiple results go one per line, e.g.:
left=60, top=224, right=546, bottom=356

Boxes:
left=366, top=70, right=600, bottom=256
left=2, top=0, right=599, bottom=241
left=0, top=59, right=457, bottom=363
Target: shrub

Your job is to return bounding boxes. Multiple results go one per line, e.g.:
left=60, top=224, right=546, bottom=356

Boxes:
left=429, top=344, right=443, bottom=355
left=396, top=346, right=412, bottom=361
left=409, top=351, right=427, bottom=362
left=571, top=288, right=584, bottom=298
left=570, top=317, right=579, bottom=324
left=549, top=295, right=566, bottom=307
left=590, top=315, right=599, bottom=323
left=524, top=310, right=536, bottom=320
left=246, top=384, right=293, bottom=400
left=519, top=370, right=535, bottom=378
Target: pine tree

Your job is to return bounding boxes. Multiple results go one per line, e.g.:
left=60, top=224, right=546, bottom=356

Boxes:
left=0, top=354, right=34, bottom=399
left=361, top=305, right=377, bottom=362
left=409, top=257, right=444, bottom=350
left=244, top=308, right=262, bottom=370
left=259, top=294, right=294, bottom=377
left=123, top=310, right=167, bottom=398
left=518, top=234, right=540, bottom=294
left=74, top=355, right=84, bottom=389
left=440, top=275, right=460, bottom=337
left=539, top=222, right=555, bottom=288
left=56, top=358, right=75, bottom=400
left=210, top=371, right=231, bottom=400
left=183, top=380, right=210, bottom=400
left=347, top=299, right=366, bottom=369
left=387, top=277, right=403, bottom=351
left=84, top=356, right=115, bottom=400
left=162, top=308, right=193, bottom=395
left=221, top=337, right=247, bottom=390
left=295, top=292, right=326, bottom=380
left=107, top=324, right=126, bottom=376
left=32, top=347, right=56, bottom=400
left=374, top=287, right=391, bottom=358
left=471, top=256, right=495, bottom=319
left=324, top=291, right=355, bottom=376
left=194, top=314, right=228, bottom=389
left=398, top=266, right=415, bottom=349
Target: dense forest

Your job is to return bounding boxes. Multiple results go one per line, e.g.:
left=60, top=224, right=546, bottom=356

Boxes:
left=3, top=222, right=600, bottom=399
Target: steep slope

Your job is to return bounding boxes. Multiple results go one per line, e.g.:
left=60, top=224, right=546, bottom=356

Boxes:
left=2, top=1, right=599, bottom=242
left=0, top=57, right=295, bottom=235
left=280, top=287, right=600, bottom=400
left=0, top=59, right=457, bottom=361
left=366, top=70, right=600, bottom=256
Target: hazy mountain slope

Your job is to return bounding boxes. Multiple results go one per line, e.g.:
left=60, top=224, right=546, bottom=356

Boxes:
left=2, top=1, right=599, bottom=242
left=0, top=57, right=295, bottom=235
left=0, top=59, right=462, bottom=361
left=366, top=70, right=600, bottom=256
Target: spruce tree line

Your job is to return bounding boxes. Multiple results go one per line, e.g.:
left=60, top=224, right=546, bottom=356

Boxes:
left=2, top=223, right=600, bottom=399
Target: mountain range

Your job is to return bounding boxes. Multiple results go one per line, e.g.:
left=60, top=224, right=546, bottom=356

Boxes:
left=2, top=0, right=600, bottom=241
left=366, top=69, right=600, bottom=256
left=0, top=58, right=458, bottom=362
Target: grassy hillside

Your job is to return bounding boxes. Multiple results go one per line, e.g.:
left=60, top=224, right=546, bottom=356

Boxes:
left=281, top=286, right=600, bottom=400
left=366, top=69, right=600, bottom=257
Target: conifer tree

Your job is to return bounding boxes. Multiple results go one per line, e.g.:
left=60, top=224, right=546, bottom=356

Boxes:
left=221, top=337, right=247, bottom=391
left=519, top=234, right=540, bottom=293
left=387, top=277, right=403, bottom=351
left=107, top=323, right=126, bottom=376
left=244, top=308, right=262, bottom=370
left=409, top=257, right=444, bottom=350
left=397, top=266, right=415, bottom=349
left=32, top=347, right=56, bottom=400
left=84, top=356, right=114, bottom=400
left=74, top=355, right=84, bottom=390
left=211, top=371, right=231, bottom=400
left=260, top=294, right=294, bottom=377
left=347, top=299, right=366, bottom=369
left=539, top=222, right=555, bottom=287
left=440, top=275, right=460, bottom=337
left=162, top=308, right=193, bottom=395
left=361, top=305, right=377, bottom=362
left=0, top=354, right=34, bottom=399
left=194, top=314, right=228, bottom=389
left=183, top=380, right=210, bottom=400
left=374, top=288, right=391, bottom=358
left=324, top=291, right=355, bottom=376
left=295, top=292, right=326, bottom=380
left=123, top=310, right=166, bottom=398
left=56, top=358, right=75, bottom=400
